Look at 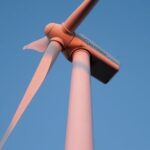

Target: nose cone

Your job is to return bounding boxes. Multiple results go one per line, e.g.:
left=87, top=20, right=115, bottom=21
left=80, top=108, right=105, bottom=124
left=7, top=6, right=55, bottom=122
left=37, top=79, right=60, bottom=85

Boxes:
left=44, top=23, right=55, bottom=35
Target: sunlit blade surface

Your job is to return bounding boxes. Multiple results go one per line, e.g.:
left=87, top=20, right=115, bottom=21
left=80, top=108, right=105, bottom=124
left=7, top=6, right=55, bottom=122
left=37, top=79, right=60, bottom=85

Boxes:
left=23, top=36, right=49, bottom=52
left=0, top=41, right=62, bottom=150
left=63, top=0, right=98, bottom=31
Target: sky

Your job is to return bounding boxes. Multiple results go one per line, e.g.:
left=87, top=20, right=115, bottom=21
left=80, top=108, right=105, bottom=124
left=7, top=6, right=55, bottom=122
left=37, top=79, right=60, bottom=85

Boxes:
left=0, top=0, right=150, bottom=150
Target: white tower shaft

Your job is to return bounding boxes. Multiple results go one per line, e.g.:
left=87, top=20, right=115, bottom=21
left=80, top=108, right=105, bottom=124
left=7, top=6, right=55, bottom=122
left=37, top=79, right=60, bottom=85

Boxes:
left=65, top=50, right=93, bottom=150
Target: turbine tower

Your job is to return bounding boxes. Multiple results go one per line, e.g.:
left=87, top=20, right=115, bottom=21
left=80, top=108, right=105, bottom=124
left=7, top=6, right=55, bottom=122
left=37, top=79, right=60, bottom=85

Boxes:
left=0, top=0, right=120, bottom=150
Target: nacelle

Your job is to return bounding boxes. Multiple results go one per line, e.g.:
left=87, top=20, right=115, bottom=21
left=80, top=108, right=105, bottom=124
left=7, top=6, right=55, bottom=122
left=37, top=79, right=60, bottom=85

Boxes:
left=45, top=23, right=120, bottom=83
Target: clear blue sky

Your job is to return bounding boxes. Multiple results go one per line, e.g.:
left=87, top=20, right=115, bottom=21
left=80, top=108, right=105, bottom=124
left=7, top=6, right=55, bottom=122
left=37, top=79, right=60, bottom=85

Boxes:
left=0, top=0, right=150, bottom=149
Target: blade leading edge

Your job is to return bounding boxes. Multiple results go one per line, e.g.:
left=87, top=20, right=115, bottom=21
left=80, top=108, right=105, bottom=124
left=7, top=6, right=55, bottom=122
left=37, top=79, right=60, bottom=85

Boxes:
left=0, top=41, right=62, bottom=150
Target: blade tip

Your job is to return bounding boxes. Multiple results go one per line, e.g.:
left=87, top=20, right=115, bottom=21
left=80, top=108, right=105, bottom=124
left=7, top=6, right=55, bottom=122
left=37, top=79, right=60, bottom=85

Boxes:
left=22, top=46, right=27, bottom=50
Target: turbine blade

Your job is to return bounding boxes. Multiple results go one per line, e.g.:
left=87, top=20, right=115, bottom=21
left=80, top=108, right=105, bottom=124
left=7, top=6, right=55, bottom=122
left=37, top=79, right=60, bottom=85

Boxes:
left=63, top=0, right=98, bottom=31
left=23, top=36, right=49, bottom=52
left=0, top=41, right=62, bottom=150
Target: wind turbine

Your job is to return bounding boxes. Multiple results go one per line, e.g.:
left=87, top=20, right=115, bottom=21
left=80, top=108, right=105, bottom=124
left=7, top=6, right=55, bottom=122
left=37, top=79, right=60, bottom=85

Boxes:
left=0, top=0, right=120, bottom=150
